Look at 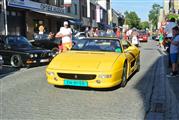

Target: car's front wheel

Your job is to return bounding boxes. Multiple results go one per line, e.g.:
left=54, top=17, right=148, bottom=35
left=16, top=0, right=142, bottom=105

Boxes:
left=10, top=55, right=23, bottom=68
left=136, top=56, right=140, bottom=72
left=120, top=62, right=128, bottom=87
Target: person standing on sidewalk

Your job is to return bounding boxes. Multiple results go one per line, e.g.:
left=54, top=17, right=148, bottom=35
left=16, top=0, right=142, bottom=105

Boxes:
left=164, top=18, right=177, bottom=67
left=167, top=26, right=179, bottom=77
left=55, top=21, right=72, bottom=52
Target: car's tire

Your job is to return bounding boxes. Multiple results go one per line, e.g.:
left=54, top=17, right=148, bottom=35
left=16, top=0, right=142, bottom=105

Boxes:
left=10, top=55, right=22, bottom=68
left=136, top=56, right=140, bottom=72
left=120, top=62, right=128, bottom=87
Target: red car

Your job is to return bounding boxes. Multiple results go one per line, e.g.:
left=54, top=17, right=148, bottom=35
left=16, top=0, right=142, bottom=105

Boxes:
left=138, top=31, right=148, bottom=42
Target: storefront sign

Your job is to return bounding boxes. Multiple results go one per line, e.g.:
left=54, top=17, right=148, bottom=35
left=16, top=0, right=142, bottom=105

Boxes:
left=8, top=0, right=64, bottom=14
left=40, top=4, right=64, bottom=14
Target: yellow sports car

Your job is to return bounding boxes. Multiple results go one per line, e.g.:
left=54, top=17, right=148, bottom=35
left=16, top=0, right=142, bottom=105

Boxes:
left=46, top=38, right=140, bottom=88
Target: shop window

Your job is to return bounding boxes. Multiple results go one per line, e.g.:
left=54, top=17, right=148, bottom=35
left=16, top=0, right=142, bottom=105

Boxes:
left=67, top=7, right=71, bottom=13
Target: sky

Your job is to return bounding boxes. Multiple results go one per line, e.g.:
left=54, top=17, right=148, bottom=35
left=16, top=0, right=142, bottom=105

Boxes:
left=111, top=0, right=163, bottom=21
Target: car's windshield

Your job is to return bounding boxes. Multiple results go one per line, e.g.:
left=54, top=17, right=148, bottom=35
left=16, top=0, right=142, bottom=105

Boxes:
left=71, top=39, right=122, bottom=52
left=7, top=36, right=32, bottom=48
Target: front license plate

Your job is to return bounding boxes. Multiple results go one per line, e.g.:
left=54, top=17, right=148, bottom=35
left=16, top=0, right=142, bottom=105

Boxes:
left=40, top=59, right=49, bottom=63
left=64, top=80, right=88, bottom=87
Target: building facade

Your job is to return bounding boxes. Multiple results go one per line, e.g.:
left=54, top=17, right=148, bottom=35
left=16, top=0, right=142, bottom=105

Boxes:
left=1, top=0, right=118, bottom=37
left=164, top=0, right=170, bottom=15
left=2, top=0, right=80, bottom=39
left=174, top=0, right=179, bottom=14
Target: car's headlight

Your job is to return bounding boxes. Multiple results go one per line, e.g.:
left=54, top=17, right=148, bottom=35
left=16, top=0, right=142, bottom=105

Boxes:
left=0, top=55, right=3, bottom=60
left=48, top=53, right=52, bottom=56
left=29, top=54, right=34, bottom=58
left=98, top=74, right=112, bottom=78
left=34, top=54, right=38, bottom=57
left=47, top=71, right=55, bottom=76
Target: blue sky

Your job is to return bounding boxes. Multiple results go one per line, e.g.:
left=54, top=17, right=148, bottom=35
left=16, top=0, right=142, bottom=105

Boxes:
left=111, top=0, right=163, bottom=21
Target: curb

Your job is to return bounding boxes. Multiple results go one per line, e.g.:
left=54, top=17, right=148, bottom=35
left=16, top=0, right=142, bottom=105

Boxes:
left=146, top=50, right=179, bottom=120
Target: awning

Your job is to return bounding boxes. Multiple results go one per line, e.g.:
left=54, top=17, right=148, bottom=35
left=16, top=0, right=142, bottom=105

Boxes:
left=30, top=10, right=74, bottom=19
left=68, top=19, right=83, bottom=26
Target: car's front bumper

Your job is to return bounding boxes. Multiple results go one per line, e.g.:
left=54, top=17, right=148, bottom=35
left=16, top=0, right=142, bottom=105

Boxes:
left=46, top=68, right=123, bottom=88
left=25, top=58, right=52, bottom=66
left=0, top=60, right=4, bottom=69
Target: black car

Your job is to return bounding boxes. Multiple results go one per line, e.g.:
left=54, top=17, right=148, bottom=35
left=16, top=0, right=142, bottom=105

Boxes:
left=32, top=33, right=61, bottom=53
left=0, top=35, right=54, bottom=67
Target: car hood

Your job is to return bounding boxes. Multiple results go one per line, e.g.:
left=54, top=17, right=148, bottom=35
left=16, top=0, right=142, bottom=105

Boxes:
left=14, top=47, right=51, bottom=53
left=48, top=51, right=120, bottom=71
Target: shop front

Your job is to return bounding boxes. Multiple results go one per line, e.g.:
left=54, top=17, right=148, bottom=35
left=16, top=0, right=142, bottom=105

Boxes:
left=7, top=0, right=73, bottom=39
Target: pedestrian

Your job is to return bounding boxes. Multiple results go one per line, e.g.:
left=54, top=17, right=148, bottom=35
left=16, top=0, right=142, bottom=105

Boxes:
left=166, top=26, right=179, bottom=77
left=116, top=27, right=121, bottom=39
left=131, top=34, right=139, bottom=47
left=55, top=21, right=72, bottom=52
left=164, top=18, right=177, bottom=67
left=38, top=22, right=45, bottom=35
left=85, top=27, right=89, bottom=37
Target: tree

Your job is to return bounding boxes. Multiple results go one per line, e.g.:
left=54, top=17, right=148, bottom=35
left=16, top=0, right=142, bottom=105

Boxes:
left=148, top=4, right=161, bottom=30
left=139, top=21, right=149, bottom=30
left=124, top=11, right=141, bottom=29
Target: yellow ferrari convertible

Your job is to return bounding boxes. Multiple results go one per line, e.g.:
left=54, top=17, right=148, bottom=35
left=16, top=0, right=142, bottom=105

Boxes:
left=46, top=38, right=140, bottom=88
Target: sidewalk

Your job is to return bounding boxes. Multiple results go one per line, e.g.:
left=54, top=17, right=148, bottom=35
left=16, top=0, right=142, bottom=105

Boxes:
left=146, top=48, right=179, bottom=120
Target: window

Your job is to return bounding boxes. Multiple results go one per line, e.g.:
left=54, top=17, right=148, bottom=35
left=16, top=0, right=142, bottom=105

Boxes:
left=74, top=4, right=77, bottom=15
left=47, top=0, right=57, bottom=6
left=121, top=40, right=131, bottom=50
left=82, top=5, right=87, bottom=17
left=67, top=7, right=71, bottom=13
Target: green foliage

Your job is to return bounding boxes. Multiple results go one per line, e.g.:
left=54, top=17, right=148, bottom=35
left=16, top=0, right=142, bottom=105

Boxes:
left=124, top=11, right=141, bottom=29
left=148, top=4, right=161, bottom=29
left=166, top=13, right=179, bottom=20
left=139, top=21, right=149, bottom=30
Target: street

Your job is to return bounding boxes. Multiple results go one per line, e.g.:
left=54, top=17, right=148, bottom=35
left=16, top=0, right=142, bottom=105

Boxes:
left=1, top=39, right=173, bottom=120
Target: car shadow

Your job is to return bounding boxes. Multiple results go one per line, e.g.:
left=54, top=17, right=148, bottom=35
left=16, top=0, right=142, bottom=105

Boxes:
left=0, top=65, right=20, bottom=79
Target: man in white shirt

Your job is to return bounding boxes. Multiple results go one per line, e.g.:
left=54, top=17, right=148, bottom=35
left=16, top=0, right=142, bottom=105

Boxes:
left=56, top=21, right=72, bottom=52
left=164, top=18, right=177, bottom=67
left=165, top=18, right=177, bottom=38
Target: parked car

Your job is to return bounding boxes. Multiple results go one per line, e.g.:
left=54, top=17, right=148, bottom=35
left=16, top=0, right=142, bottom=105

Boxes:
left=32, top=33, right=61, bottom=54
left=0, top=35, right=54, bottom=67
left=138, top=31, right=148, bottom=42
left=0, top=55, right=4, bottom=70
left=46, top=38, right=140, bottom=88
left=74, top=32, right=86, bottom=39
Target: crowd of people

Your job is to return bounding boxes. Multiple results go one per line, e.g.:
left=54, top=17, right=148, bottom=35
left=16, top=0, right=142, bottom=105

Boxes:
left=157, top=18, right=179, bottom=77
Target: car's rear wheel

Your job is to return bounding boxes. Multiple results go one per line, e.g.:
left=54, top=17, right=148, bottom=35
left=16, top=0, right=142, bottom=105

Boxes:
left=120, top=62, right=128, bottom=87
left=10, top=55, right=22, bottom=68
